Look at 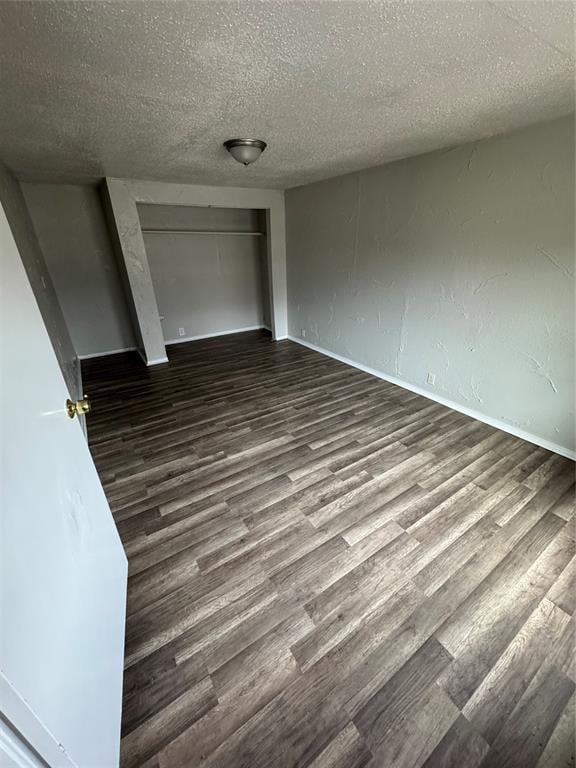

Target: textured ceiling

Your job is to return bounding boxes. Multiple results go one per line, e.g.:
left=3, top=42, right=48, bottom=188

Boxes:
left=0, top=1, right=574, bottom=189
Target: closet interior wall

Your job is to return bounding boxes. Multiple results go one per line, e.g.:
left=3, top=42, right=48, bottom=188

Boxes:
left=137, top=204, right=270, bottom=344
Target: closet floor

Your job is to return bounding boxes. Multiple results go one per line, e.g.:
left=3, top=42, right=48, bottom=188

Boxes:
left=82, top=330, right=575, bottom=768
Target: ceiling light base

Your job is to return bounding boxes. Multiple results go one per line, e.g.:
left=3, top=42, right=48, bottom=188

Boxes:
left=224, top=138, right=267, bottom=166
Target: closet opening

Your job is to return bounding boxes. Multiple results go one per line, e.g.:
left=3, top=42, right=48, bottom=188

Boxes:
left=137, top=203, right=271, bottom=347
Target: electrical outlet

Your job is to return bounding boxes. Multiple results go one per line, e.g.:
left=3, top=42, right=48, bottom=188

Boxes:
left=178, top=328, right=185, bottom=337
left=427, top=372, right=436, bottom=385
left=301, top=329, right=306, bottom=338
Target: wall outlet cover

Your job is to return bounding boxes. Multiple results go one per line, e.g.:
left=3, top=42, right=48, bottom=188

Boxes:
left=427, top=372, right=436, bottom=385
left=178, top=328, right=185, bottom=337
left=301, top=329, right=306, bottom=338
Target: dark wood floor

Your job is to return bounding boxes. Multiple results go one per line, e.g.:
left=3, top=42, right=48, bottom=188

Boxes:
left=82, top=330, right=575, bottom=768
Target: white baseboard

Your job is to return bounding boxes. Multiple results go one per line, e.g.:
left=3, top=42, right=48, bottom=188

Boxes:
left=78, top=346, right=137, bottom=360
left=79, top=329, right=271, bottom=364
left=145, top=356, right=169, bottom=366
left=135, top=348, right=169, bottom=366
left=165, top=325, right=266, bottom=345
left=287, top=335, right=575, bottom=461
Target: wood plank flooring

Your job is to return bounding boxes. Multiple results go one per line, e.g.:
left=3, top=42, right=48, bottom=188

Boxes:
left=82, top=330, right=575, bottom=768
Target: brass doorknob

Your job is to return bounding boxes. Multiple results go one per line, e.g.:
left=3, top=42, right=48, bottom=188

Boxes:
left=66, top=396, right=91, bottom=419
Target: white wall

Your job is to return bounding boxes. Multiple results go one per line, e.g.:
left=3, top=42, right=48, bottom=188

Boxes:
left=20, top=184, right=276, bottom=361
left=138, top=204, right=269, bottom=342
left=22, top=184, right=136, bottom=357
left=286, top=116, right=575, bottom=456
left=0, top=164, right=80, bottom=398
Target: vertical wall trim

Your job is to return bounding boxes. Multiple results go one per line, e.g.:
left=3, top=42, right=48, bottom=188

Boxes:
left=102, top=179, right=168, bottom=365
left=266, top=205, right=288, bottom=338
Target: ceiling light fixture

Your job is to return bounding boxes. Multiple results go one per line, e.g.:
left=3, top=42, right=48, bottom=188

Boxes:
left=223, top=138, right=267, bottom=166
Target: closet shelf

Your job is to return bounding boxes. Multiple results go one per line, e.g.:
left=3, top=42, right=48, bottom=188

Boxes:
left=141, top=229, right=265, bottom=236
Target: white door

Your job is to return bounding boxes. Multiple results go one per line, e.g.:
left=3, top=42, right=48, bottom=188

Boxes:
left=0, top=203, right=128, bottom=767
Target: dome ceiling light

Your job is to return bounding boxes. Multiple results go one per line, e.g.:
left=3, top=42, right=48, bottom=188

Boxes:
left=223, top=138, right=267, bottom=166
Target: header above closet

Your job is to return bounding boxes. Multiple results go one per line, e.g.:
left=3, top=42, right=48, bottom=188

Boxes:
left=137, top=203, right=265, bottom=236
left=141, top=229, right=264, bottom=236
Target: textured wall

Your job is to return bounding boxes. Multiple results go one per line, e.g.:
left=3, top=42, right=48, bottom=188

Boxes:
left=0, top=163, right=80, bottom=398
left=286, top=117, right=575, bottom=454
left=102, top=178, right=167, bottom=365
left=22, top=183, right=136, bottom=357
left=145, top=234, right=267, bottom=342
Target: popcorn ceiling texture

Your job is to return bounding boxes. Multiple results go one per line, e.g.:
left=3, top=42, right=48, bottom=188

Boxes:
left=286, top=117, right=575, bottom=454
left=0, top=1, right=573, bottom=188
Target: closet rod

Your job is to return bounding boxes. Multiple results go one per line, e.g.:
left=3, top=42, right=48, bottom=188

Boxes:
left=141, top=229, right=264, bottom=236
